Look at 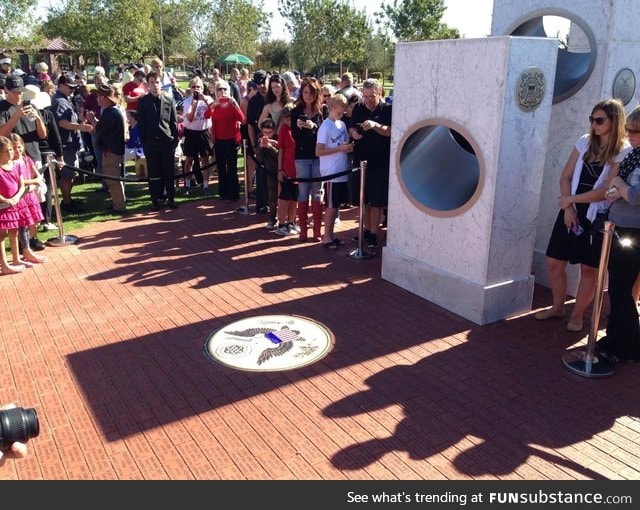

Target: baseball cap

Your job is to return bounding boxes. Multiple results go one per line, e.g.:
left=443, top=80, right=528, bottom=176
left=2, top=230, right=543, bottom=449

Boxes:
left=12, top=69, right=25, bottom=77
left=253, top=70, right=267, bottom=84
left=23, top=75, right=41, bottom=87
left=4, top=75, right=25, bottom=92
left=57, top=74, right=77, bottom=88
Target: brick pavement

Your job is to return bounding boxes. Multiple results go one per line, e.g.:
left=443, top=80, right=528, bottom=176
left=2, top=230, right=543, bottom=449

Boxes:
left=1, top=199, right=639, bottom=480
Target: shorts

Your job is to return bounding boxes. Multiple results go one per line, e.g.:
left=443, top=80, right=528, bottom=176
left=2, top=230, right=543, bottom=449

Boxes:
left=183, top=129, right=212, bottom=158
left=325, top=181, right=349, bottom=209
left=59, top=149, right=78, bottom=179
left=364, top=167, right=389, bottom=207
left=545, top=209, right=601, bottom=268
left=279, top=178, right=298, bottom=201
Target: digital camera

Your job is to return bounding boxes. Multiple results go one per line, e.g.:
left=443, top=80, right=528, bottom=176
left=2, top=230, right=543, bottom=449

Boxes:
left=0, top=406, right=39, bottom=451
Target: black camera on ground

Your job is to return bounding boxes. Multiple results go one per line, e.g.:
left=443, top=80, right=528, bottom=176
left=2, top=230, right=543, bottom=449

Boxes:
left=0, top=406, right=39, bottom=451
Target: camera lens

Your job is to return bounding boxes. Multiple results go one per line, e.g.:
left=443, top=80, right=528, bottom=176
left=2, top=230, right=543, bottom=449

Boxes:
left=0, top=407, right=40, bottom=451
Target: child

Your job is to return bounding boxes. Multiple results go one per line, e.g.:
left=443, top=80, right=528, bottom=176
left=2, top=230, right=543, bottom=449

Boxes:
left=0, top=136, right=26, bottom=274
left=256, top=118, right=279, bottom=229
left=315, top=94, right=353, bottom=248
left=274, top=104, right=299, bottom=236
left=10, top=134, right=47, bottom=265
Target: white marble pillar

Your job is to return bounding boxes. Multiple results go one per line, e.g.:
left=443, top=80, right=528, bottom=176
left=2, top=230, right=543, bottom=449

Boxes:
left=382, top=36, right=558, bottom=325
left=491, top=0, right=640, bottom=292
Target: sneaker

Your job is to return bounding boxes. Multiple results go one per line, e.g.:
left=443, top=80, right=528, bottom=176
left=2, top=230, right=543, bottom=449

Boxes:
left=29, top=237, right=46, bottom=251
left=274, top=225, right=291, bottom=236
left=288, top=223, right=300, bottom=234
left=266, top=220, right=277, bottom=229
left=183, top=188, right=191, bottom=196
left=41, top=222, right=57, bottom=231
left=367, top=234, right=379, bottom=248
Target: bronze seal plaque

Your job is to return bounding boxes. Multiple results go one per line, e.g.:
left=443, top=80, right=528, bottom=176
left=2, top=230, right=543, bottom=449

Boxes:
left=613, top=68, right=636, bottom=106
left=517, top=67, right=546, bottom=112
left=204, top=314, right=334, bottom=372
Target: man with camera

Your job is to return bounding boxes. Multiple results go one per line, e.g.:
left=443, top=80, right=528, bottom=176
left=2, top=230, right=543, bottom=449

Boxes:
left=182, top=76, right=213, bottom=195
left=349, top=78, right=392, bottom=249
left=0, top=75, right=47, bottom=165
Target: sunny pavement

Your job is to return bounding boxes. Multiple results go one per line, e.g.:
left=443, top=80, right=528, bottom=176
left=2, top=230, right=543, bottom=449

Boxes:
left=1, top=199, right=640, bottom=480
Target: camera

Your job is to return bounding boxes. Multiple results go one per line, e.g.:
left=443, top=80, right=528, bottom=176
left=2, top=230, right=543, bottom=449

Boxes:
left=22, top=98, right=31, bottom=107
left=354, top=123, right=364, bottom=135
left=298, top=114, right=308, bottom=122
left=192, top=91, right=200, bottom=101
left=0, top=406, right=39, bottom=451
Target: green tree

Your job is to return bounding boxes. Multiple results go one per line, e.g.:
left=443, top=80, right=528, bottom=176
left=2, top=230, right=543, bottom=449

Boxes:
left=376, top=0, right=460, bottom=42
left=43, top=0, right=156, bottom=64
left=0, top=0, right=39, bottom=48
left=279, top=0, right=371, bottom=75
left=258, top=39, right=291, bottom=72
left=206, top=0, right=268, bottom=66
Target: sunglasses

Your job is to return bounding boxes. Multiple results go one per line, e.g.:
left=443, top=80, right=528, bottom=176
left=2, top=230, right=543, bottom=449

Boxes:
left=190, top=86, right=201, bottom=89
left=626, top=127, right=640, bottom=135
left=589, top=115, right=608, bottom=125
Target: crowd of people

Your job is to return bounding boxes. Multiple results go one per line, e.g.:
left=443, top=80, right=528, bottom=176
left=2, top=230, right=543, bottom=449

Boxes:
left=1, top=55, right=393, bottom=270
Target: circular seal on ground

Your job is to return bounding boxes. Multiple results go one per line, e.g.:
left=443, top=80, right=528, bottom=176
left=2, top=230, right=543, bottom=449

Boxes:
left=612, top=68, right=636, bottom=106
left=204, top=315, right=335, bottom=372
left=516, top=67, right=546, bottom=112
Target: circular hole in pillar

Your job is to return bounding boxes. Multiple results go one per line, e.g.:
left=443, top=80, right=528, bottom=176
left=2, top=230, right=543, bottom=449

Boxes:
left=399, top=124, right=480, bottom=213
left=511, top=14, right=596, bottom=103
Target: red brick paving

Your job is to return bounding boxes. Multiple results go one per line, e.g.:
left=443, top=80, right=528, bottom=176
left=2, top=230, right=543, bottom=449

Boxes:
left=1, top=199, right=640, bottom=480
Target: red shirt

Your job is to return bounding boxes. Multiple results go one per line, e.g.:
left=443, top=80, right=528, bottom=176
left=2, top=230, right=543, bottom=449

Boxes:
left=204, top=99, right=245, bottom=142
left=277, top=123, right=296, bottom=178
left=122, top=80, right=147, bottom=111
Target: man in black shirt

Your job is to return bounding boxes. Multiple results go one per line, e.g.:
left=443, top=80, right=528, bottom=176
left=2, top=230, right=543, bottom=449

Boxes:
left=137, top=71, right=179, bottom=210
left=93, top=84, right=126, bottom=213
left=349, top=79, right=392, bottom=249
left=247, top=70, right=269, bottom=213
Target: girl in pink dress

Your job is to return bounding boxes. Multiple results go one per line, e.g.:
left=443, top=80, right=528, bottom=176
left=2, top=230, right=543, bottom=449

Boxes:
left=0, top=136, right=26, bottom=274
left=10, top=134, right=46, bottom=266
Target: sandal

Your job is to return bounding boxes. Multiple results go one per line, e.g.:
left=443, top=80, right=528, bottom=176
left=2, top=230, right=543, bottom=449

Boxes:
left=24, top=255, right=47, bottom=264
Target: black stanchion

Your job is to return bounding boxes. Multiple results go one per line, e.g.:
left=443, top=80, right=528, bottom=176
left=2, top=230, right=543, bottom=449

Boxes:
left=347, top=160, right=375, bottom=260
left=562, top=220, right=615, bottom=377
left=237, top=140, right=252, bottom=215
left=44, top=153, right=79, bottom=247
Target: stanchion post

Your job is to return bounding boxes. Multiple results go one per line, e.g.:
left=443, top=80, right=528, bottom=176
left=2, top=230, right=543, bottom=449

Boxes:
left=562, top=220, right=616, bottom=377
left=347, top=160, right=375, bottom=260
left=45, top=153, right=79, bottom=247
left=237, top=140, right=251, bottom=214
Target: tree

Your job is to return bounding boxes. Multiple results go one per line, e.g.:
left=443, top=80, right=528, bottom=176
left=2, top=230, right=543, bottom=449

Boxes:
left=0, top=0, right=39, bottom=49
left=43, top=0, right=156, bottom=64
left=205, top=0, right=268, bottom=67
left=279, top=0, right=371, bottom=75
left=258, top=39, right=291, bottom=72
left=376, top=0, right=460, bottom=42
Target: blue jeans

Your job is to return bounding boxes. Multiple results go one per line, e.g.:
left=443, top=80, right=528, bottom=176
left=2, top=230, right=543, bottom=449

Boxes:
left=295, top=158, right=322, bottom=202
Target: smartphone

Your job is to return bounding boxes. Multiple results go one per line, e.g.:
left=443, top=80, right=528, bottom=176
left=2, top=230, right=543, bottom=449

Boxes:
left=22, top=99, right=31, bottom=107
left=570, top=224, right=584, bottom=236
left=298, top=114, right=308, bottom=122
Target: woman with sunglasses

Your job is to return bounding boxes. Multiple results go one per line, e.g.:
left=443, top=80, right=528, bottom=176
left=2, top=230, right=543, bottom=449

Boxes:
left=536, top=98, right=630, bottom=332
left=596, top=106, right=640, bottom=363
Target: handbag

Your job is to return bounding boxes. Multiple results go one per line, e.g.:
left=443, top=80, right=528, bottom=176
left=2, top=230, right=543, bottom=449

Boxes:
left=590, top=203, right=612, bottom=245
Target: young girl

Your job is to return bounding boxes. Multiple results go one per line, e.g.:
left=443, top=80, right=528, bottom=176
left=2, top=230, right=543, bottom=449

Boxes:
left=274, top=103, right=299, bottom=236
left=0, top=136, right=26, bottom=274
left=10, top=133, right=47, bottom=266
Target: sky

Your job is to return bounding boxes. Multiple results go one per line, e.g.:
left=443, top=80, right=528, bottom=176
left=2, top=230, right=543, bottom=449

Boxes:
left=264, top=0, right=495, bottom=39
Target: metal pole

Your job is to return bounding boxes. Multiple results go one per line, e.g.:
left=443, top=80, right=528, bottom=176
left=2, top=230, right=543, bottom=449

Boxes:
left=45, top=153, right=78, bottom=247
left=237, top=140, right=251, bottom=214
left=563, top=220, right=616, bottom=377
left=347, top=160, right=375, bottom=260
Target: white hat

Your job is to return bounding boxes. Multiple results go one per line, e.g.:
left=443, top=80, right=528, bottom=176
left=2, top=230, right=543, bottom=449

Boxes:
left=23, top=84, right=51, bottom=110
